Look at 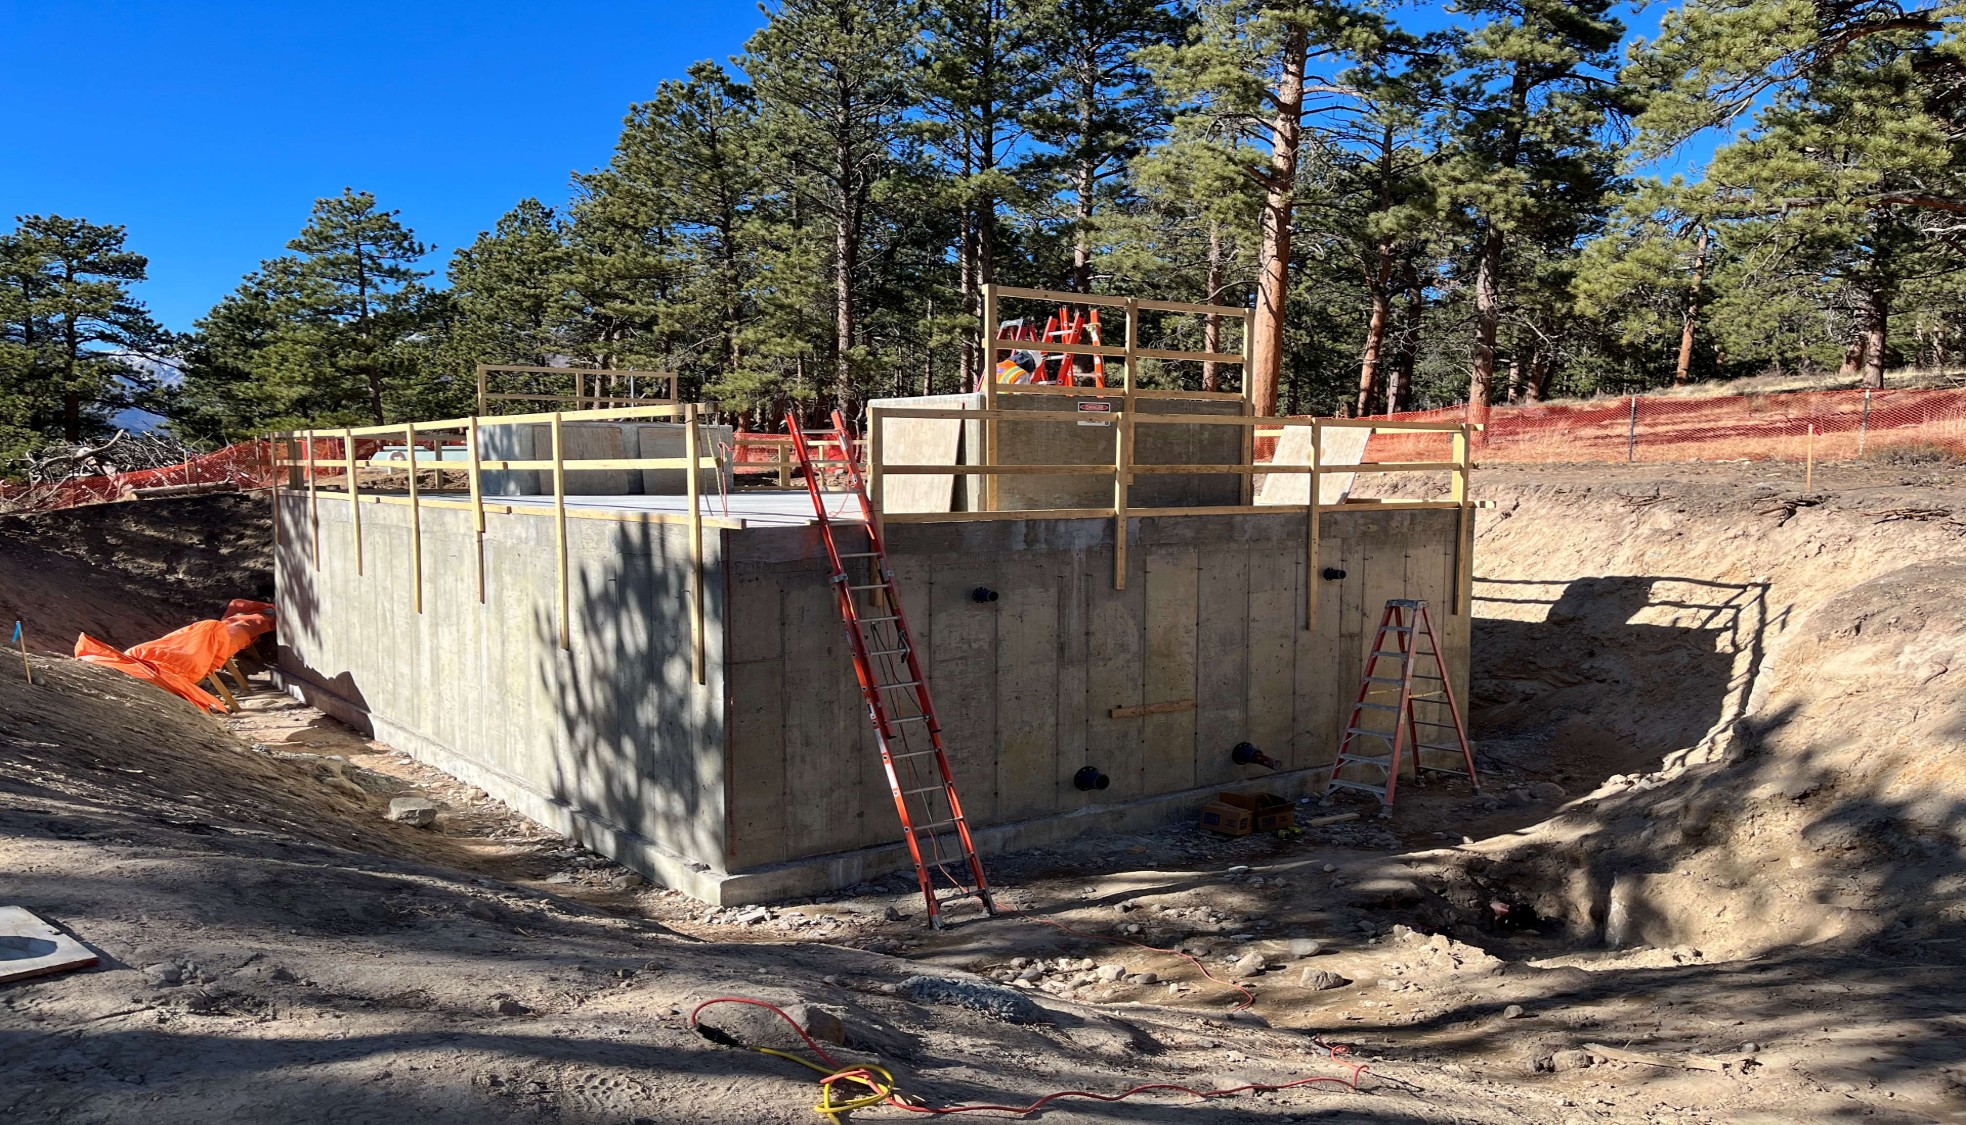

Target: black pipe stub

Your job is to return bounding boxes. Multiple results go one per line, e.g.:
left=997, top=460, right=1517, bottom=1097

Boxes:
left=1321, top=567, right=1347, bottom=581
left=1231, top=741, right=1282, bottom=770
left=1073, top=766, right=1111, bottom=791
left=970, top=586, right=1000, bottom=603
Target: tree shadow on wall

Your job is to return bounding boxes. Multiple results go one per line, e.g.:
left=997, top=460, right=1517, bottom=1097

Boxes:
left=1466, top=575, right=1775, bottom=790
left=531, top=517, right=720, bottom=876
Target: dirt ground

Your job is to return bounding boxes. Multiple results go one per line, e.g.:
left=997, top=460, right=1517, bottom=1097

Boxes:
left=3, top=464, right=1965, bottom=1123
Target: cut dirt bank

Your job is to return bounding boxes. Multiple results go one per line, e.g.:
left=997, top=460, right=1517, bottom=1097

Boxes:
left=1, top=465, right=1963, bottom=1123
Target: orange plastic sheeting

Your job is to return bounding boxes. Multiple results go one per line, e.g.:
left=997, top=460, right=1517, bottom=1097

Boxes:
left=127, top=620, right=238, bottom=685
left=223, top=613, right=274, bottom=646
left=74, top=634, right=223, bottom=712
left=224, top=599, right=275, bottom=620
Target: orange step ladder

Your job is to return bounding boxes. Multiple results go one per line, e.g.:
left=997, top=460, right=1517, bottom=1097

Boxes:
left=785, top=409, right=997, bottom=928
left=1328, top=598, right=1480, bottom=815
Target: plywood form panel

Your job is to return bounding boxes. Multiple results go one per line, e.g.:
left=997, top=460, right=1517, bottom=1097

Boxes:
left=1084, top=541, right=1147, bottom=801
left=926, top=552, right=1003, bottom=824
left=1141, top=546, right=1200, bottom=795
left=1193, top=545, right=1250, bottom=789
left=1052, top=547, right=1093, bottom=809
left=996, top=554, right=1063, bottom=819
left=781, top=572, right=867, bottom=858
left=1241, top=545, right=1300, bottom=778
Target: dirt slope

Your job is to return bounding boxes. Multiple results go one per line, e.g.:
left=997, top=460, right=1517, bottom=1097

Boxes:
left=0, top=493, right=271, bottom=653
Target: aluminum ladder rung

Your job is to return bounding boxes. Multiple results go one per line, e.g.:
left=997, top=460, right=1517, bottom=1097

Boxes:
left=1356, top=702, right=1399, bottom=712
left=901, top=784, right=948, bottom=797
left=835, top=551, right=880, bottom=559
left=1335, top=754, right=1392, bottom=768
left=1345, top=726, right=1396, bottom=739
left=846, top=582, right=890, bottom=592
left=888, top=748, right=939, bottom=760
left=856, top=615, right=901, bottom=625
left=867, top=646, right=911, bottom=657
left=1327, top=779, right=1390, bottom=797
left=876, top=680, right=924, bottom=691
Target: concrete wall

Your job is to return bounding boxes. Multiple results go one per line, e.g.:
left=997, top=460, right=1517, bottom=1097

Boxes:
left=273, top=493, right=728, bottom=892
left=478, top=422, right=732, bottom=497
left=723, top=507, right=1469, bottom=870
left=277, top=491, right=1467, bottom=903
left=994, top=395, right=1246, bottom=510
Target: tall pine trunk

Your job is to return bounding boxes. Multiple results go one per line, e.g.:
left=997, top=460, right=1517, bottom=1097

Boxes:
left=1861, top=284, right=1888, bottom=389
left=1673, top=226, right=1710, bottom=385
left=1249, top=24, right=1308, bottom=418
left=1468, top=65, right=1529, bottom=438
left=1354, top=239, right=1393, bottom=416
left=1388, top=262, right=1421, bottom=414
left=834, top=142, right=858, bottom=417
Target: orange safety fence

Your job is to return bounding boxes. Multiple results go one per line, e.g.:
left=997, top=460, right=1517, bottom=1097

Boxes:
left=2, top=440, right=276, bottom=515
left=1256, top=386, right=1966, bottom=467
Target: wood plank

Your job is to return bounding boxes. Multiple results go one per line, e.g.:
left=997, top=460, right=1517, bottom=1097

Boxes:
left=1109, top=698, right=1195, bottom=720
left=1141, top=546, right=1199, bottom=795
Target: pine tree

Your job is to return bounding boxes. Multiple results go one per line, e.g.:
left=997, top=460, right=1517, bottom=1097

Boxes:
left=1029, top=0, right=1186, bottom=294
left=0, top=216, right=161, bottom=447
left=916, top=0, right=1047, bottom=382
left=746, top=0, right=918, bottom=416
left=445, top=198, right=574, bottom=372
left=1144, top=0, right=1389, bottom=415
left=1433, top=0, right=1625, bottom=428
left=268, top=189, right=436, bottom=424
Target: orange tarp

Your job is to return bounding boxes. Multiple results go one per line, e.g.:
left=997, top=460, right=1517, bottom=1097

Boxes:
left=74, top=633, right=223, bottom=712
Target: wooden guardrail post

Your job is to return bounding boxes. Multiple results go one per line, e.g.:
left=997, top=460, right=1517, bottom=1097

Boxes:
left=1307, top=419, right=1322, bottom=629
left=1113, top=411, right=1132, bottom=590
left=304, top=433, right=320, bottom=567
left=405, top=423, right=423, bottom=614
left=343, top=427, right=361, bottom=575
left=468, top=415, right=485, bottom=603
left=1452, top=422, right=1473, bottom=616
left=983, top=282, right=999, bottom=512
left=686, top=403, right=705, bottom=685
left=551, top=412, right=569, bottom=650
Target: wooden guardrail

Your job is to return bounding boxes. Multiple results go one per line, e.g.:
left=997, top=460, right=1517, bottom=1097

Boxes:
left=273, top=403, right=711, bottom=684
left=866, top=405, right=1479, bottom=623
left=474, top=364, right=681, bottom=417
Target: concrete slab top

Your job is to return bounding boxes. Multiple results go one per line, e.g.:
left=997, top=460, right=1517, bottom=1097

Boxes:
left=469, top=490, right=859, bottom=527
left=0, top=906, right=98, bottom=984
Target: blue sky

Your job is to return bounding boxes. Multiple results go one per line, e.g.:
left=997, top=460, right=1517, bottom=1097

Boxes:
left=3, top=1, right=1689, bottom=334
left=1, top=1, right=765, bottom=332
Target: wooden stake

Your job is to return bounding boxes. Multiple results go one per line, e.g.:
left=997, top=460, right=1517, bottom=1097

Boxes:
left=304, top=436, right=319, bottom=566
left=225, top=656, right=251, bottom=695
left=205, top=673, right=239, bottom=713
left=1452, top=423, right=1473, bottom=616
left=1805, top=423, right=1816, bottom=491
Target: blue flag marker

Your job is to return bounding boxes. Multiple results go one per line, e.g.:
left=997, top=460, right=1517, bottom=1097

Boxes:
left=10, top=621, right=18, bottom=644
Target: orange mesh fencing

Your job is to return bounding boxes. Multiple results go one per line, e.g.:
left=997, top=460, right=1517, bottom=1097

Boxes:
left=2, top=440, right=276, bottom=514
left=1257, top=387, right=1966, bottom=466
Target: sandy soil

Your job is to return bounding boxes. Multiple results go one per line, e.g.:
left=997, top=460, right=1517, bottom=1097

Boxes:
left=2, top=469, right=1964, bottom=1123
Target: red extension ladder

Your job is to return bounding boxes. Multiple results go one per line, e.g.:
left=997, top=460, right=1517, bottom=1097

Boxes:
left=785, top=409, right=997, bottom=928
left=1328, top=599, right=1481, bottom=815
